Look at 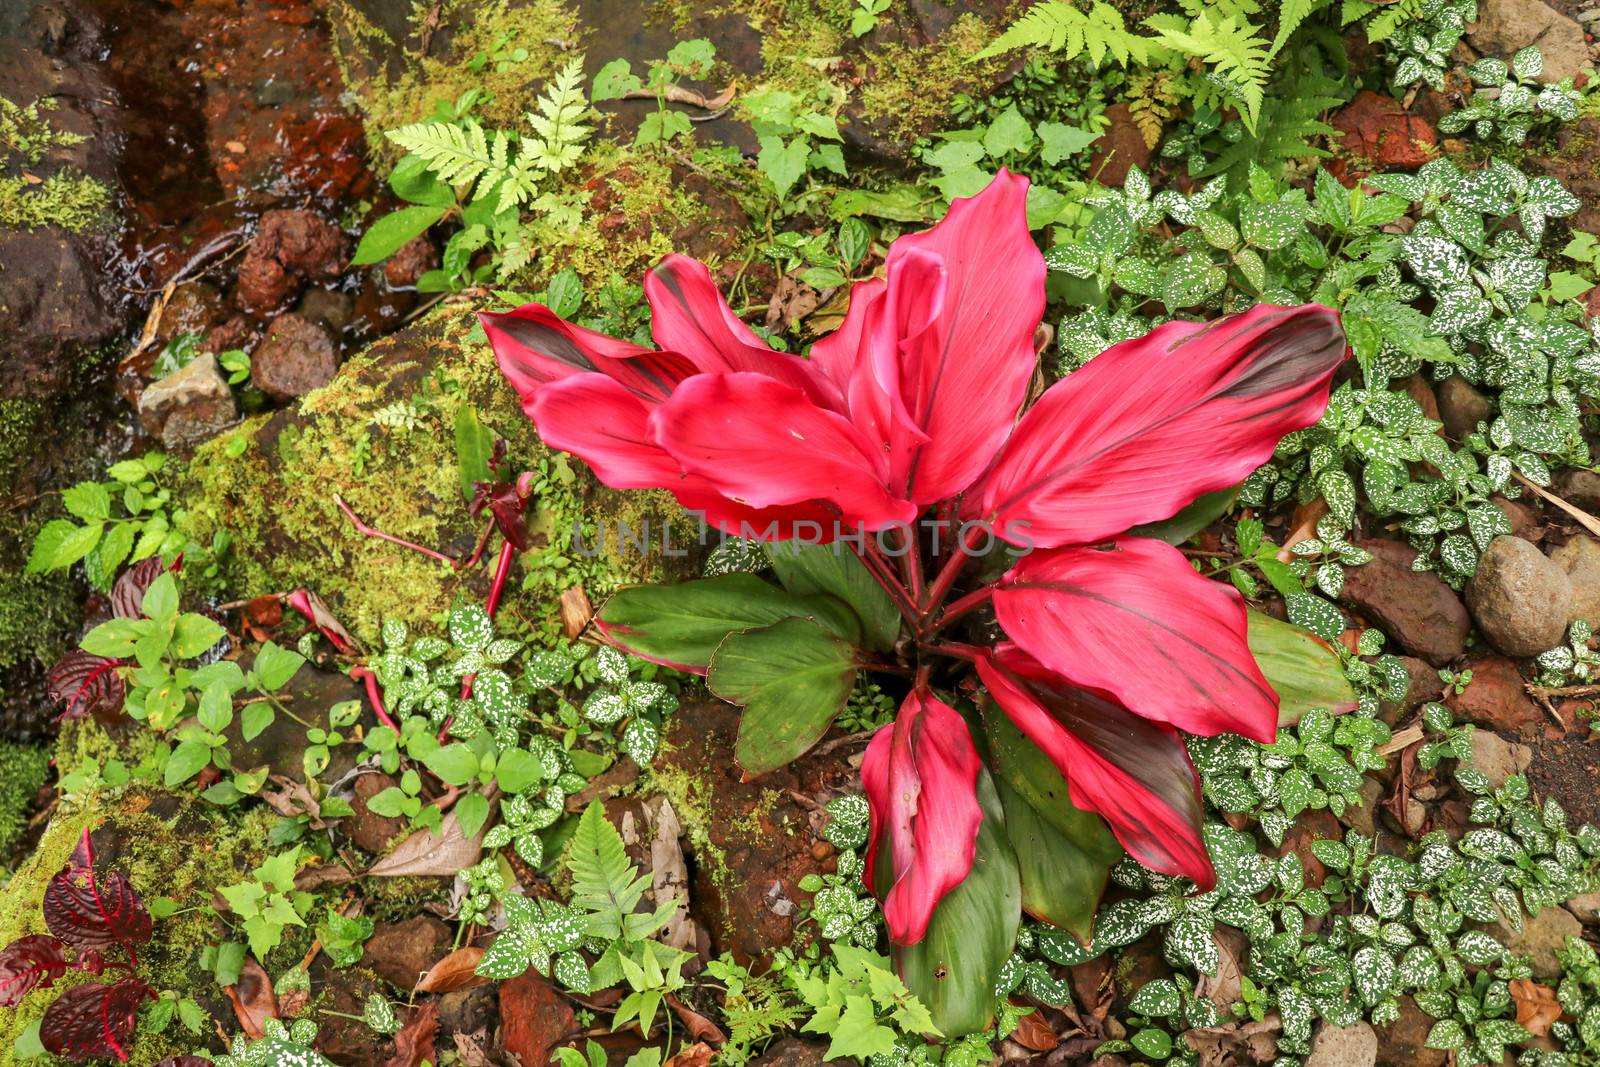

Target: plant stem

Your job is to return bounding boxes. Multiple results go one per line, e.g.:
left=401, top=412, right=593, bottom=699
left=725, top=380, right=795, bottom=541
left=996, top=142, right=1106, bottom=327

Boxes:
left=920, top=584, right=994, bottom=637
left=348, top=667, right=400, bottom=732
left=901, top=525, right=924, bottom=606
left=852, top=543, right=921, bottom=625
left=925, top=641, right=983, bottom=662
left=334, top=494, right=457, bottom=566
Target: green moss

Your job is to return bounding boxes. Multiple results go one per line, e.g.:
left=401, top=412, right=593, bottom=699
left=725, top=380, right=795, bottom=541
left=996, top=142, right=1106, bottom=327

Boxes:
left=331, top=0, right=584, bottom=159
left=0, top=786, right=271, bottom=1065
left=176, top=304, right=699, bottom=646
left=0, top=170, right=112, bottom=233
left=0, top=742, right=48, bottom=859
left=644, top=757, right=734, bottom=889
left=0, top=509, right=79, bottom=676
left=857, top=12, right=1008, bottom=142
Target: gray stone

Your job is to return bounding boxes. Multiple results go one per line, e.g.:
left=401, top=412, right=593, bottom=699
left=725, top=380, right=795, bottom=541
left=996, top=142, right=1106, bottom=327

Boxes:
left=1485, top=904, right=1582, bottom=978
left=1466, top=535, right=1572, bottom=657
left=1305, top=1021, right=1378, bottom=1067
left=1468, top=729, right=1532, bottom=788
left=1549, top=536, right=1600, bottom=626
left=137, top=352, right=238, bottom=448
left=1469, top=0, right=1592, bottom=83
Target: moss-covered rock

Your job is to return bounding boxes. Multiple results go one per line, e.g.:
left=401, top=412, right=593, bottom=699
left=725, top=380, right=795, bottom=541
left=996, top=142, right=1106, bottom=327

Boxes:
left=0, top=740, right=48, bottom=859
left=176, top=304, right=703, bottom=646
left=0, top=783, right=274, bottom=1065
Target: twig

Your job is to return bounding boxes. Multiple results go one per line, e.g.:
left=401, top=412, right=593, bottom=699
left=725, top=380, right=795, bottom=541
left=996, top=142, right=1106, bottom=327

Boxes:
left=1377, top=723, right=1425, bottom=756
left=812, top=729, right=877, bottom=757
left=1513, top=471, right=1600, bottom=540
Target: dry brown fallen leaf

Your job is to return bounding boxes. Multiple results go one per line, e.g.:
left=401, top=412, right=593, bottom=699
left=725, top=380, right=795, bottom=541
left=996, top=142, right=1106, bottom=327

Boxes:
left=559, top=583, right=594, bottom=639
left=369, top=809, right=484, bottom=877
left=224, top=956, right=278, bottom=1040
left=415, top=946, right=488, bottom=993
left=383, top=1001, right=440, bottom=1067
left=663, top=1041, right=717, bottom=1067
left=665, top=992, right=726, bottom=1046
left=1008, top=1006, right=1059, bottom=1052
left=1512, top=978, right=1563, bottom=1036
left=1277, top=498, right=1330, bottom=562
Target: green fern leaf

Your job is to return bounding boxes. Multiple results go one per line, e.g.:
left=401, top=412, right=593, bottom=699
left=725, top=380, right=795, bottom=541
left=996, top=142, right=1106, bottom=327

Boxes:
left=524, top=56, right=592, bottom=174
left=1270, top=0, right=1323, bottom=55
left=568, top=802, right=654, bottom=941
left=1149, top=11, right=1272, bottom=130
left=975, top=0, right=1162, bottom=65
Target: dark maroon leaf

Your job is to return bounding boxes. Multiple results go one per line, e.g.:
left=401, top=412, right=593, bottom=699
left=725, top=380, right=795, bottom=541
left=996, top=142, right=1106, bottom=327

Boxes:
left=110, top=557, right=168, bottom=620
left=0, top=935, right=69, bottom=1008
left=43, top=855, right=152, bottom=957
left=470, top=480, right=530, bottom=551
left=48, top=651, right=126, bottom=721
left=154, top=1059, right=213, bottom=1067
left=68, top=826, right=94, bottom=871
left=40, top=978, right=153, bottom=1061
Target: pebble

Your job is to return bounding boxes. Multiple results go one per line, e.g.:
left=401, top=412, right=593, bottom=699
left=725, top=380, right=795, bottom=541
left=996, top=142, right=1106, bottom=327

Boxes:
left=1466, top=536, right=1572, bottom=657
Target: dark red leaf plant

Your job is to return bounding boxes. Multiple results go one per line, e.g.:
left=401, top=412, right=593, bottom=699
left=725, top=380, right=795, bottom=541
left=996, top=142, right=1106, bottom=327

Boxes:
left=0, top=827, right=157, bottom=1061
left=480, top=171, right=1351, bottom=1031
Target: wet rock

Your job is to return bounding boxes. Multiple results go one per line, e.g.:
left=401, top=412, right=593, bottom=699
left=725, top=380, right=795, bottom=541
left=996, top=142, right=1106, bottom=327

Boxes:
left=156, top=281, right=228, bottom=346
left=297, top=288, right=355, bottom=336
left=137, top=352, right=238, bottom=449
left=1306, top=1021, right=1377, bottom=1067
left=204, top=314, right=256, bottom=355
left=751, top=1038, right=846, bottom=1067
left=1275, top=809, right=1344, bottom=889
left=1549, top=536, right=1600, bottom=626
left=384, top=234, right=439, bottom=290
left=251, top=311, right=340, bottom=400
left=1331, top=93, right=1435, bottom=170
left=315, top=967, right=393, bottom=1065
left=235, top=208, right=346, bottom=315
left=1554, top=468, right=1600, bottom=514
left=1337, top=539, right=1471, bottom=666
left=1446, top=654, right=1543, bottom=733
left=1469, top=0, right=1589, bottom=83
left=1378, top=996, right=1447, bottom=1067
left=1466, top=536, right=1572, bottom=657
left=436, top=983, right=497, bottom=1039
left=1087, top=102, right=1156, bottom=189
left=499, top=973, right=575, bottom=1067
left=365, top=915, right=452, bottom=991
left=1484, top=904, right=1582, bottom=979
left=1468, top=729, right=1532, bottom=788
left=0, top=229, right=123, bottom=404
left=1437, top=374, right=1493, bottom=440
left=348, top=772, right=409, bottom=854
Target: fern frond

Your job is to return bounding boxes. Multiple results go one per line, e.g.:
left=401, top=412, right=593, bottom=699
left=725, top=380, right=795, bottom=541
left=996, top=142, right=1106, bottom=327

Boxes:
left=1270, top=0, right=1324, bottom=55
left=1127, top=70, right=1181, bottom=149
left=568, top=802, right=653, bottom=941
left=1149, top=11, right=1272, bottom=131
left=975, top=1, right=1164, bottom=66
left=1199, top=86, right=1344, bottom=179
left=524, top=56, right=592, bottom=175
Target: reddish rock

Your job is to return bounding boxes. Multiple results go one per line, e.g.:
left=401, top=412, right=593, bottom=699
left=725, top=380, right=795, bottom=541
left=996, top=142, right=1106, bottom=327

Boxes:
left=203, top=314, right=256, bottom=355
left=384, top=234, right=440, bottom=290
left=499, top=974, right=576, bottom=1067
left=156, top=281, right=228, bottom=346
left=1378, top=995, right=1447, bottom=1067
left=1336, top=539, right=1470, bottom=666
left=251, top=311, right=340, bottom=400
left=347, top=772, right=409, bottom=854
left=1332, top=92, right=1436, bottom=170
left=1493, top=497, right=1542, bottom=543
left=236, top=208, right=346, bottom=315
left=1436, top=374, right=1492, bottom=440
left=1445, top=655, right=1543, bottom=735
left=1275, top=809, right=1344, bottom=890
left=1087, top=102, right=1156, bottom=189
left=365, top=916, right=452, bottom=991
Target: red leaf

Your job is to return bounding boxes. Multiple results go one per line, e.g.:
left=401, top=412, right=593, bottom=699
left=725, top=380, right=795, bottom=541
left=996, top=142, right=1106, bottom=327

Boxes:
left=0, top=935, right=69, bottom=1008
left=975, top=303, right=1346, bottom=548
left=993, top=537, right=1278, bottom=743
left=40, top=978, right=153, bottom=1061
left=383, top=1001, right=439, bottom=1067
left=68, top=827, right=93, bottom=871
left=977, top=647, right=1214, bottom=890
left=111, top=557, right=174, bottom=620
left=861, top=688, right=983, bottom=945
left=285, top=588, right=360, bottom=655
left=43, top=856, right=152, bottom=957
left=48, top=651, right=125, bottom=721
left=481, top=302, right=695, bottom=405
left=153, top=1058, right=214, bottom=1067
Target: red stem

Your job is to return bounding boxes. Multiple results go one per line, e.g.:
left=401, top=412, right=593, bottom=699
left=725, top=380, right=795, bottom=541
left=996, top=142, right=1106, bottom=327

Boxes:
left=901, top=526, right=924, bottom=607
left=924, top=542, right=972, bottom=612
left=925, top=641, right=983, bottom=662
left=852, top=543, right=921, bottom=625
left=334, top=494, right=457, bottom=566
left=348, top=666, right=400, bottom=732
left=920, top=585, right=994, bottom=637
left=485, top=539, right=516, bottom=620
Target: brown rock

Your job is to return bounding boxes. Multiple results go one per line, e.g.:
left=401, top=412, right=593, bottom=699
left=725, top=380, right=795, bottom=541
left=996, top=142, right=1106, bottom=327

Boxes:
left=1554, top=468, right=1600, bottom=513
left=236, top=208, right=346, bottom=314
left=1446, top=655, right=1542, bottom=734
left=1493, top=497, right=1541, bottom=543
left=1337, top=539, right=1470, bottom=666
left=1549, top=535, right=1600, bottom=626
left=1468, top=729, right=1533, bottom=788
left=1275, top=810, right=1344, bottom=889
left=436, top=984, right=497, bottom=1040
left=1332, top=92, right=1436, bottom=169
left=1436, top=375, right=1493, bottom=440
left=252, top=311, right=340, bottom=400
left=1466, top=535, right=1572, bottom=657
left=297, top=287, right=354, bottom=335
left=1306, top=1021, right=1378, bottom=1067
left=1342, top=777, right=1385, bottom=835
left=1378, top=655, right=1447, bottom=725
left=499, top=973, right=576, bottom=1067
left=1565, top=890, right=1600, bottom=925
left=348, top=772, right=409, bottom=854
left=384, top=233, right=440, bottom=290
left=1484, top=904, right=1582, bottom=979
left=1087, top=103, right=1155, bottom=189
left=750, top=1038, right=847, bottom=1067
left=1377, top=996, right=1447, bottom=1067
left=365, top=916, right=452, bottom=991
left=1469, top=0, right=1590, bottom=82
left=157, top=281, right=228, bottom=346
left=137, top=352, right=238, bottom=449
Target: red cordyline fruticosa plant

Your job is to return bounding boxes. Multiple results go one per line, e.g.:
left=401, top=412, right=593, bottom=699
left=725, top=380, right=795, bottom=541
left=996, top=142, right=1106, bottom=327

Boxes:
left=482, top=171, right=1348, bottom=1032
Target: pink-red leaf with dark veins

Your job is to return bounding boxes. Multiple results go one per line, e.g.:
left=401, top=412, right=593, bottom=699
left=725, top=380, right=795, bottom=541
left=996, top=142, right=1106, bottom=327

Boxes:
left=976, top=647, right=1214, bottom=890
left=480, top=303, right=697, bottom=405
left=993, top=537, right=1279, bottom=743
left=975, top=303, right=1346, bottom=548
left=48, top=651, right=125, bottom=721
left=861, top=688, right=983, bottom=945
left=43, top=853, right=152, bottom=957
